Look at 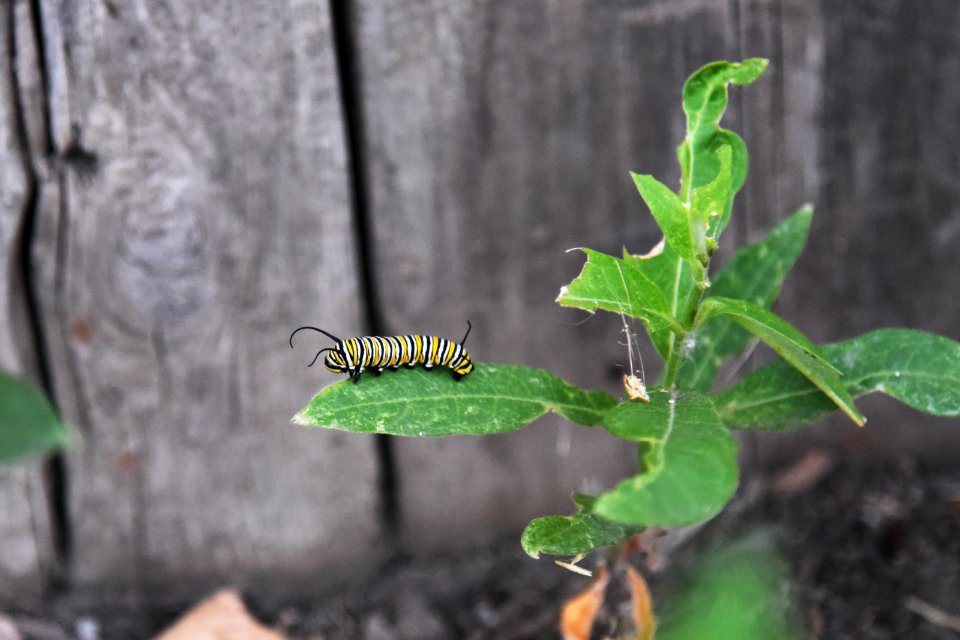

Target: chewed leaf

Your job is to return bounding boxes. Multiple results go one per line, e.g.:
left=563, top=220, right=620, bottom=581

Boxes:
left=717, top=329, right=960, bottom=430
left=623, top=243, right=696, bottom=360
left=676, top=59, right=765, bottom=247
left=595, top=393, right=738, bottom=526
left=682, top=206, right=813, bottom=391
left=521, top=493, right=644, bottom=559
left=678, top=59, right=767, bottom=196
left=293, top=364, right=615, bottom=436
left=0, top=374, right=69, bottom=466
left=695, top=297, right=865, bottom=426
left=558, top=249, right=682, bottom=334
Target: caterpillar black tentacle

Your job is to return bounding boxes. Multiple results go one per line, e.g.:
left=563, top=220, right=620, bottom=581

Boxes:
left=289, top=322, right=475, bottom=383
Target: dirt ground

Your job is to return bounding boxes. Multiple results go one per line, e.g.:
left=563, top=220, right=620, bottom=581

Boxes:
left=774, top=460, right=960, bottom=639
left=5, top=458, right=960, bottom=639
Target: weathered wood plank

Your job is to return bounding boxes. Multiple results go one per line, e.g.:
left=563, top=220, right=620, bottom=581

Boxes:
left=351, top=0, right=741, bottom=550
left=355, top=0, right=960, bottom=552
left=736, top=0, right=825, bottom=245
left=0, top=0, right=56, bottom=603
left=744, top=0, right=960, bottom=463
left=31, top=0, right=381, bottom=595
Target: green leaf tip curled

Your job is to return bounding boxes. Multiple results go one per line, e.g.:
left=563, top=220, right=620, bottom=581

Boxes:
left=521, top=493, right=644, bottom=559
left=718, top=329, right=960, bottom=430
left=678, top=58, right=766, bottom=223
left=293, top=364, right=616, bottom=436
left=0, top=374, right=69, bottom=466
left=682, top=60, right=768, bottom=117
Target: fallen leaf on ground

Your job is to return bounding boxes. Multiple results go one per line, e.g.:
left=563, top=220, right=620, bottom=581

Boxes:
left=771, top=450, right=835, bottom=496
left=152, top=589, right=287, bottom=640
left=560, top=565, right=610, bottom=640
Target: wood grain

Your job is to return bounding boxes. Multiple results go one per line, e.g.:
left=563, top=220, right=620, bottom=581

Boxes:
left=30, top=0, right=381, bottom=595
left=1, top=0, right=957, bottom=600
left=353, top=0, right=960, bottom=550
left=0, top=0, right=56, bottom=603
left=350, top=0, right=743, bottom=550
left=746, top=0, right=960, bottom=464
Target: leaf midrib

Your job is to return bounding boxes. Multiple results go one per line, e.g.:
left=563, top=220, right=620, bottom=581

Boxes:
left=306, top=391, right=607, bottom=416
left=717, top=368, right=958, bottom=419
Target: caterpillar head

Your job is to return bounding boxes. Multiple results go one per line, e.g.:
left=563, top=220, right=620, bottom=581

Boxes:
left=289, top=326, right=349, bottom=374
left=452, top=351, right=474, bottom=376
left=324, top=348, right=348, bottom=374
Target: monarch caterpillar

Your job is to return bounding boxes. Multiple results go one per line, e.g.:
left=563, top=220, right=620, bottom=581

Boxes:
left=289, top=322, right=475, bottom=383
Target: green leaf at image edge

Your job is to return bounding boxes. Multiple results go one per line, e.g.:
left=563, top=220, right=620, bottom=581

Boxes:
left=717, top=329, right=960, bottom=430
left=521, top=493, right=644, bottom=559
left=655, top=530, right=801, bottom=640
left=0, top=374, right=69, bottom=466
left=293, top=364, right=616, bottom=436
left=595, top=393, right=739, bottom=526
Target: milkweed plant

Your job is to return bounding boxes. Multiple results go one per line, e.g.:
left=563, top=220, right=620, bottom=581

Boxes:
left=293, top=59, right=960, bottom=562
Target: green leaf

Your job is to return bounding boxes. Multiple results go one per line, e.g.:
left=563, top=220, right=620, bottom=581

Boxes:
left=292, top=364, right=616, bottom=436
left=558, top=249, right=682, bottom=333
left=682, top=206, right=813, bottom=391
left=692, top=144, right=733, bottom=246
left=0, top=374, right=68, bottom=466
left=521, top=493, right=644, bottom=559
left=594, top=393, right=738, bottom=526
left=678, top=59, right=767, bottom=200
left=676, top=60, right=764, bottom=246
left=624, top=243, right=696, bottom=361
left=717, top=329, right=960, bottom=430
left=710, top=133, right=748, bottom=239
left=631, top=173, right=701, bottom=269
left=656, top=530, right=800, bottom=640
left=695, top=297, right=865, bottom=426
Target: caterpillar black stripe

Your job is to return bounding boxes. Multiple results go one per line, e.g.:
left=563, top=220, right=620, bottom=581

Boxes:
left=289, top=322, right=475, bottom=383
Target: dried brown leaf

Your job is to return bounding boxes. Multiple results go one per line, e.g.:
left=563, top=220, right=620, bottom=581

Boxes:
left=152, top=589, right=287, bottom=640
left=625, top=564, right=657, bottom=640
left=771, top=450, right=835, bottom=496
left=560, top=565, right=610, bottom=640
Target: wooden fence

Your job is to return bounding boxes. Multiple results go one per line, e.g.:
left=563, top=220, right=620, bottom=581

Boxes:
left=1, top=0, right=958, bottom=604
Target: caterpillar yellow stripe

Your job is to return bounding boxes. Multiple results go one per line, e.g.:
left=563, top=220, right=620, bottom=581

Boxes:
left=289, top=322, right=475, bottom=383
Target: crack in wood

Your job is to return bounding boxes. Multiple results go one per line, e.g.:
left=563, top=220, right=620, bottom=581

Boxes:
left=329, top=0, right=400, bottom=542
left=5, top=0, right=73, bottom=592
